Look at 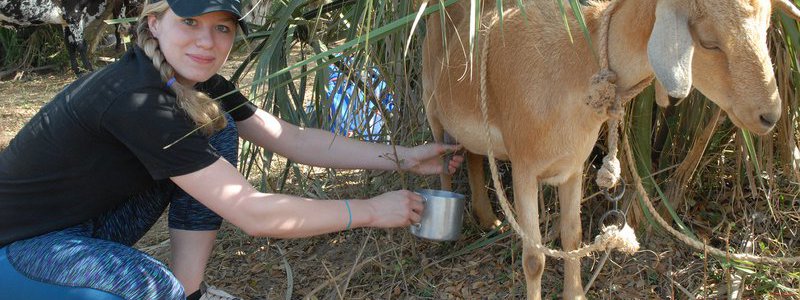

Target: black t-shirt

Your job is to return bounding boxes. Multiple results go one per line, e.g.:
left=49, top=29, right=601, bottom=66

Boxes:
left=0, top=46, right=257, bottom=247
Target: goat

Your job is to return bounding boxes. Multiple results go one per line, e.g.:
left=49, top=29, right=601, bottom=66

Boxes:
left=0, top=0, right=139, bottom=76
left=421, top=0, right=800, bottom=298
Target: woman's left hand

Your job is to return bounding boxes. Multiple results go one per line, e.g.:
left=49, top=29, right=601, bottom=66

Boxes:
left=401, top=143, right=464, bottom=175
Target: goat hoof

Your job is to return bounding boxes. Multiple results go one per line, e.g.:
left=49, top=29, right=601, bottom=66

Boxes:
left=476, top=217, right=502, bottom=230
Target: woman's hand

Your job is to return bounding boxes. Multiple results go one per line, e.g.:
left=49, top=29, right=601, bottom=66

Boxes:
left=363, top=190, right=424, bottom=228
left=400, top=143, right=464, bottom=175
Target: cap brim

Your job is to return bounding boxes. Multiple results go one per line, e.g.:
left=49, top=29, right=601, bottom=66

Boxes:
left=167, top=0, right=247, bottom=32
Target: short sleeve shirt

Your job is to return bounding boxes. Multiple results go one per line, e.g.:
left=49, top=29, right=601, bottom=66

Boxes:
left=0, top=46, right=257, bottom=247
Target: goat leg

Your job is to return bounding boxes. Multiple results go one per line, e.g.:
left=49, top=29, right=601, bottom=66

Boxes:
left=559, top=173, right=585, bottom=299
left=467, top=152, right=500, bottom=229
left=514, top=166, right=544, bottom=300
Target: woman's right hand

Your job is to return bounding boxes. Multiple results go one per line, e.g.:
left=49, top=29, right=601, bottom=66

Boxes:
left=364, top=190, right=424, bottom=228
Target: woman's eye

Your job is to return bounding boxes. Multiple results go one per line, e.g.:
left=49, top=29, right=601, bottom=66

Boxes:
left=216, top=25, right=231, bottom=33
left=182, top=18, right=197, bottom=26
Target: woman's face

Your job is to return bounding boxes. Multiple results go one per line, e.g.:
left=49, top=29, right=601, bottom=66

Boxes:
left=148, top=9, right=236, bottom=85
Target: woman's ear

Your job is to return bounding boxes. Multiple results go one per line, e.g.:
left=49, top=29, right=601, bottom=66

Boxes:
left=147, top=15, right=159, bottom=37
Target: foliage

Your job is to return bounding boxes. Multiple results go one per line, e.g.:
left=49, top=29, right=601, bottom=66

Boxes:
left=0, top=26, right=69, bottom=72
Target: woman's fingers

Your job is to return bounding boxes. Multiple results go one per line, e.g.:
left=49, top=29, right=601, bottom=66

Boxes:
left=409, top=210, right=422, bottom=224
left=405, top=191, right=424, bottom=224
left=447, top=154, right=464, bottom=174
left=439, top=143, right=463, bottom=153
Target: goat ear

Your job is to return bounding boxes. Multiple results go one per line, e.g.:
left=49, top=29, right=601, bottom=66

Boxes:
left=647, top=0, right=694, bottom=99
left=774, top=0, right=800, bottom=21
left=654, top=80, right=670, bottom=107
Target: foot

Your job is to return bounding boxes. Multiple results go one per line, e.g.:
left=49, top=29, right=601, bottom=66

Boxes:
left=200, top=282, right=241, bottom=300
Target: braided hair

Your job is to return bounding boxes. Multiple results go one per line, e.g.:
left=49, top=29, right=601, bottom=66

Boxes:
left=135, top=1, right=227, bottom=135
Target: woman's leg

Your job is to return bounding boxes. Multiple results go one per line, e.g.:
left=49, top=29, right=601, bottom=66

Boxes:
left=168, top=229, right=217, bottom=293
left=1, top=181, right=185, bottom=300
left=169, top=114, right=239, bottom=295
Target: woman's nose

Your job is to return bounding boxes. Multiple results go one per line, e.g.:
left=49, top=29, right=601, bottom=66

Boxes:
left=195, top=28, right=214, bottom=49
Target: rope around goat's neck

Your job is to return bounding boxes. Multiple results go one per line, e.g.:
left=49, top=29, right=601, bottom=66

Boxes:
left=477, top=1, right=638, bottom=259
left=592, top=0, right=653, bottom=189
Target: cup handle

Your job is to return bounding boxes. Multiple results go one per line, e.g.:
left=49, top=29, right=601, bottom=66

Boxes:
left=413, top=191, right=428, bottom=205
left=412, top=193, right=427, bottom=228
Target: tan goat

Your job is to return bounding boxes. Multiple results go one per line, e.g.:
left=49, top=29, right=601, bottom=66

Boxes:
left=422, top=0, right=800, bottom=298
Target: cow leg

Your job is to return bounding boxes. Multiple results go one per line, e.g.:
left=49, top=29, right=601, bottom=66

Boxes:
left=559, top=172, right=585, bottom=299
left=63, top=27, right=82, bottom=76
left=115, top=24, right=123, bottom=50
left=67, top=22, right=93, bottom=75
left=513, top=165, right=543, bottom=300
left=77, top=39, right=93, bottom=72
left=467, top=152, right=499, bottom=229
left=115, top=5, right=127, bottom=50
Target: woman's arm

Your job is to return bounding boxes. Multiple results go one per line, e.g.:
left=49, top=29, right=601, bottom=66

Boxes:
left=236, top=109, right=462, bottom=173
left=170, top=158, right=424, bottom=238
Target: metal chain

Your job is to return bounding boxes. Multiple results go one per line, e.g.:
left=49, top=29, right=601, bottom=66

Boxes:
left=599, top=178, right=626, bottom=229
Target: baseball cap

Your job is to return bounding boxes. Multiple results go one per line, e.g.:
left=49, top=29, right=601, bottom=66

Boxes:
left=164, top=0, right=249, bottom=33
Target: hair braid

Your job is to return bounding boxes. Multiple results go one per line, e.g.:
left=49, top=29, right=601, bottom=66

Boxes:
left=135, top=2, right=226, bottom=135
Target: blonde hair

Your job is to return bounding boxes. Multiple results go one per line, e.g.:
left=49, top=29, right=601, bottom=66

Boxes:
left=136, top=1, right=226, bottom=135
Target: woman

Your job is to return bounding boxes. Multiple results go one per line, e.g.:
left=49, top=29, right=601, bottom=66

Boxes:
left=0, top=0, right=464, bottom=299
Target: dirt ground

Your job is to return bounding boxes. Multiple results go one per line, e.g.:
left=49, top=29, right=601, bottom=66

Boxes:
left=2, top=53, right=797, bottom=299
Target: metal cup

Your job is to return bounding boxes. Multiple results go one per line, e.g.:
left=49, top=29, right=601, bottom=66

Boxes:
left=410, top=189, right=465, bottom=241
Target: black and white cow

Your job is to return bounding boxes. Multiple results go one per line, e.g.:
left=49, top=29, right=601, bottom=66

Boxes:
left=0, top=0, right=139, bottom=76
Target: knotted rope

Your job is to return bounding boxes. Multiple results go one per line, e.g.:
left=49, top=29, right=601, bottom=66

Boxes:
left=590, top=0, right=654, bottom=190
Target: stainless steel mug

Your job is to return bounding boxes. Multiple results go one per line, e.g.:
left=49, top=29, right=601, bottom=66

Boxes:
left=410, top=189, right=465, bottom=241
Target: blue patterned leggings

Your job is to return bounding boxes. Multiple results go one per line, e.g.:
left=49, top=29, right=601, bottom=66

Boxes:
left=0, top=115, right=238, bottom=300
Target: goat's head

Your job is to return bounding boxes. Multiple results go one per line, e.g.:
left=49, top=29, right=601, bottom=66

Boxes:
left=647, top=0, right=800, bottom=135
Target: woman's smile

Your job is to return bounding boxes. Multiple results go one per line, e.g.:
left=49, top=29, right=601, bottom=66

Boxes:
left=187, top=53, right=215, bottom=64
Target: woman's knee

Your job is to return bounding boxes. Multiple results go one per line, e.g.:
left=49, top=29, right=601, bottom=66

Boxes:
left=209, top=113, right=239, bottom=166
left=169, top=113, right=237, bottom=231
left=4, top=232, right=185, bottom=300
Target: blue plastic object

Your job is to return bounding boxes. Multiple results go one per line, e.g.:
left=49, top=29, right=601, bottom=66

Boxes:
left=310, top=56, right=394, bottom=141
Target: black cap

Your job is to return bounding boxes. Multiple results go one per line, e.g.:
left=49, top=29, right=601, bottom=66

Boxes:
left=165, top=0, right=248, bottom=33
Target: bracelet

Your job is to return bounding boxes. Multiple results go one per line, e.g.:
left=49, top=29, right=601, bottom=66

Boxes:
left=344, top=199, right=353, bottom=230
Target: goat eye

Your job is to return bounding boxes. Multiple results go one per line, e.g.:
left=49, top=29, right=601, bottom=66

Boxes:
left=699, top=40, right=720, bottom=51
left=182, top=18, right=197, bottom=26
